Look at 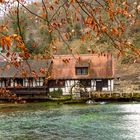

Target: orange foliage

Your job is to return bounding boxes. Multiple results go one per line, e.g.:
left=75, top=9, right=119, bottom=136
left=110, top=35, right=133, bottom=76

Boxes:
left=0, top=0, right=139, bottom=61
left=0, top=88, right=24, bottom=103
left=0, top=0, right=4, bottom=3
left=40, top=67, right=45, bottom=74
left=0, top=36, right=11, bottom=51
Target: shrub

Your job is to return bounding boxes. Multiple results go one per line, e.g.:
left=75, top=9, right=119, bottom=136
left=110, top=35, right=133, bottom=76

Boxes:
left=49, top=88, right=63, bottom=98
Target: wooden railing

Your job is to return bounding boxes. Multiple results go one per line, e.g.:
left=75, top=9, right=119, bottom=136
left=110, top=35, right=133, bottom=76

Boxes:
left=6, top=86, right=48, bottom=96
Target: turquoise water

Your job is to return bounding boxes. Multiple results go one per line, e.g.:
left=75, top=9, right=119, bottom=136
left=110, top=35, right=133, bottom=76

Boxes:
left=0, top=103, right=140, bottom=140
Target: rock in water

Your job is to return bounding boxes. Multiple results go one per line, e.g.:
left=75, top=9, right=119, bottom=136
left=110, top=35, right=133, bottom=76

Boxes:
left=86, top=100, right=96, bottom=104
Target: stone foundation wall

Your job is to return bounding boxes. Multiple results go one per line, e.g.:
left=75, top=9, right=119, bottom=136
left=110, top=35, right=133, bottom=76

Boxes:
left=114, top=79, right=140, bottom=94
left=90, top=79, right=140, bottom=99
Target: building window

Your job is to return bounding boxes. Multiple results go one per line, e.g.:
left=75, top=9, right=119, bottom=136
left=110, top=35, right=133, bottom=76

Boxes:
left=75, top=67, right=88, bottom=75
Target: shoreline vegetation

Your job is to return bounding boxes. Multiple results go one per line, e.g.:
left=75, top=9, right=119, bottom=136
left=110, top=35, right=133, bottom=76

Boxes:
left=1, top=86, right=140, bottom=104
left=0, top=100, right=139, bottom=114
left=1, top=92, right=140, bottom=104
left=0, top=99, right=139, bottom=109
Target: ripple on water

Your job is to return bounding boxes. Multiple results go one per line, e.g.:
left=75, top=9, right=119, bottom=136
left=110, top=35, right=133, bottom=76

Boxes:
left=0, top=103, right=140, bottom=140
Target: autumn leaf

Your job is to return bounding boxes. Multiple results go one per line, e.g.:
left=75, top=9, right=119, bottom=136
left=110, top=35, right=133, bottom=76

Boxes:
left=5, top=36, right=11, bottom=50
left=11, top=34, right=18, bottom=39
left=85, top=16, right=93, bottom=25
left=0, top=36, right=11, bottom=51
left=81, top=36, right=85, bottom=42
left=101, top=26, right=107, bottom=33
left=6, top=52, right=10, bottom=57
left=54, top=0, right=59, bottom=5
left=49, top=5, right=54, bottom=11
left=0, top=38, right=5, bottom=51
left=69, top=0, right=74, bottom=4
left=31, top=71, right=38, bottom=80
left=0, top=0, right=4, bottom=3
left=33, top=2, right=38, bottom=6
left=21, top=70, right=28, bottom=77
left=110, top=27, right=119, bottom=36
left=40, top=67, right=45, bottom=74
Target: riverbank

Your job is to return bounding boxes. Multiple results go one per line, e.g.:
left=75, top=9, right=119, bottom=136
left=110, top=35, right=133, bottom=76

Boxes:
left=0, top=100, right=139, bottom=113
left=1, top=91, right=140, bottom=103
left=1, top=97, right=140, bottom=104
left=1, top=98, right=140, bottom=107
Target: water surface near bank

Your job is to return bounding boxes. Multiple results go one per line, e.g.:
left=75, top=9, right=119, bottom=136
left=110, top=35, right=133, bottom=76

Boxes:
left=0, top=102, right=140, bottom=140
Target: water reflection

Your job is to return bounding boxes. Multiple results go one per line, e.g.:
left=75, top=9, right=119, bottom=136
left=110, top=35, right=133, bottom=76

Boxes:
left=0, top=103, right=140, bottom=140
left=120, top=104, right=140, bottom=140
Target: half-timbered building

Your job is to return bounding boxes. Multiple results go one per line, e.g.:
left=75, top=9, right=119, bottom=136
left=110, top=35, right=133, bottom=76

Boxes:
left=48, top=53, right=114, bottom=95
left=0, top=53, right=114, bottom=97
left=0, top=60, right=52, bottom=96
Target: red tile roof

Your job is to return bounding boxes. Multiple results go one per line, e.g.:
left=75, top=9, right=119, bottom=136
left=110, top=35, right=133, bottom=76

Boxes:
left=51, top=53, right=114, bottom=79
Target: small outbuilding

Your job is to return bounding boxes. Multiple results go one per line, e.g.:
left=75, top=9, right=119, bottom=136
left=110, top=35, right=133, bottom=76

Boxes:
left=0, top=60, right=52, bottom=97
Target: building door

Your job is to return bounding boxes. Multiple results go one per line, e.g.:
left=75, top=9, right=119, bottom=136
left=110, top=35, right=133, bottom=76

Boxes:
left=96, top=80, right=102, bottom=91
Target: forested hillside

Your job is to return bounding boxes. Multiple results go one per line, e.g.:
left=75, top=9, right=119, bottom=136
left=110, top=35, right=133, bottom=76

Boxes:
left=0, top=0, right=139, bottom=58
left=0, top=0, right=140, bottom=77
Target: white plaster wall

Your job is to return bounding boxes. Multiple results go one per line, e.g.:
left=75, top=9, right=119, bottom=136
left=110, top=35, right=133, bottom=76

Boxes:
left=49, top=88, right=59, bottom=92
left=64, top=80, right=93, bottom=95
left=65, top=86, right=70, bottom=94
left=23, top=79, right=25, bottom=86
left=49, top=87, right=70, bottom=95
left=102, top=79, right=114, bottom=91
left=86, top=87, right=91, bottom=92
left=91, top=80, right=94, bottom=86
left=24, top=79, right=27, bottom=87
left=48, top=79, right=114, bottom=95
left=36, top=81, right=39, bottom=86
left=66, top=80, right=70, bottom=86
left=49, top=88, right=54, bottom=92
left=108, top=80, right=111, bottom=91
left=54, top=88, right=58, bottom=90
left=70, top=80, right=75, bottom=85
left=102, top=87, right=108, bottom=91
left=64, top=80, right=73, bottom=95
left=61, top=88, right=65, bottom=93
left=33, top=79, right=36, bottom=87
left=40, top=78, right=44, bottom=86
left=15, top=82, right=17, bottom=87
left=92, top=87, right=96, bottom=91
left=63, top=91, right=70, bottom=95
left=11, top=79, right=14, bottom=87
left=91, top=80, right=96, bottom=91
left=110, top=79, right=114, bottom=91
left=3, top=81, right=5, bottom=87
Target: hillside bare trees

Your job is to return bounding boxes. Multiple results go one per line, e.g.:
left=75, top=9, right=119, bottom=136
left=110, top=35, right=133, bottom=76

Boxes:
left=0, top=0, right=140, bottom=60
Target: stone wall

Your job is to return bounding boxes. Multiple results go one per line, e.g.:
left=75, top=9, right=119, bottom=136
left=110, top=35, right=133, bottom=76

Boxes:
left=89, top=79, right=140, bottom=99
left=114, top=79, right=140, bottom=94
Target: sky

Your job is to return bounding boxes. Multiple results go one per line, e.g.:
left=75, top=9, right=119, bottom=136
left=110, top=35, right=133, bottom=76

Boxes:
left=0, top=0, right=37, bottom=18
